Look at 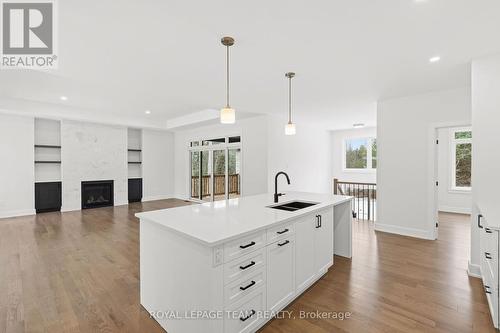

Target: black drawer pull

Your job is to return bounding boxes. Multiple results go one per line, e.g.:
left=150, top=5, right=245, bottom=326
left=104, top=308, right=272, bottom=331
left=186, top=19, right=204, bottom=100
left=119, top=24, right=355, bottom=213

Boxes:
left=485, top=285, right=492, bottom=294
left=240, top=280, right=256, bottom=291
left=239, top=261, right=256, bottom=270
left=478, top=214, right=483, bottom=229
left=277, top=228, right=289, bottom=235
left=485, top=252, right=492, bottom=259
left=278, top=240, right=290, bottom=247
left=486, top=228, right=493, bottom=234
left=239, top=241, right=256, bottom=249
left=315, top=215, right=320, bottom=228
left=240, top=309, right=256, bottom=322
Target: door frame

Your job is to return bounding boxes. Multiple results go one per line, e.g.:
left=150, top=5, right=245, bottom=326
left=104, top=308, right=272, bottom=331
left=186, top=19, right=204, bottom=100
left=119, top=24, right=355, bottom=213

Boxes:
left=427, top=121, right=471, bottom=240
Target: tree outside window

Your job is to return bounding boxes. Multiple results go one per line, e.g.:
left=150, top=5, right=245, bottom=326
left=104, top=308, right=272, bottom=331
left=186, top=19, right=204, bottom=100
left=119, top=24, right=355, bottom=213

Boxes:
left=344, top=137, right=376, bottom=170
left=451, top=129, right=472, bottom=190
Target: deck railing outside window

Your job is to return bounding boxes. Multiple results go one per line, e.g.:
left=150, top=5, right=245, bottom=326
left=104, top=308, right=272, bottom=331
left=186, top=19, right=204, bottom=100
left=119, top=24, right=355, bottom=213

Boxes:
left=334, top=178, right=376, bottom=221
left=192, top=174, right=240, bottom=199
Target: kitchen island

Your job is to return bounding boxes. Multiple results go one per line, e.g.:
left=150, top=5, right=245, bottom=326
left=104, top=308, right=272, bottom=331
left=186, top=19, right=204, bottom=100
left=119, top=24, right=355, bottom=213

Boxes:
left=137, top=192, right=352, bottom=333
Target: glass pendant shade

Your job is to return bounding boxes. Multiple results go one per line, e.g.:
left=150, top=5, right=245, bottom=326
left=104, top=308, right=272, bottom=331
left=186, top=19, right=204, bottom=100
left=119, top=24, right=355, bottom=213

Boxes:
left=220, top=107, right=235, bottom=124
left=285, top=122, right=296, bottom=135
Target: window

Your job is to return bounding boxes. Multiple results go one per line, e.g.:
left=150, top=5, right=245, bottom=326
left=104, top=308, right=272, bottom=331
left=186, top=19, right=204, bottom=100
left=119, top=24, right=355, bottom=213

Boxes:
left=451, top=128, right=472, bottom=191
left=189, top=135, right=242, bottom=201
left=344, top=137, right=376, bottom=170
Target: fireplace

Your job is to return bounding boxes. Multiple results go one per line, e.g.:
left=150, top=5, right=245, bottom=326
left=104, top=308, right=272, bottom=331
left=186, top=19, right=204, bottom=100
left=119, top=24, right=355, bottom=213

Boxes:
left=81, top=180, right=114, bottom=209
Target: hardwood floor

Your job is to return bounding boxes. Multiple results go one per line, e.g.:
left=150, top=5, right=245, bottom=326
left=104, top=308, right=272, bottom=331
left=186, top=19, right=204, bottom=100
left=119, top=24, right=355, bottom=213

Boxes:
left=0, top=204, right=494, bottom=333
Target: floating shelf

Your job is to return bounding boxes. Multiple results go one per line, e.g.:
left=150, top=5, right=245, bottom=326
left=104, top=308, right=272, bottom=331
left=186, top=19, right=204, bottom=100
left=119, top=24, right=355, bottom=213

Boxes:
left=128, top=161, right=142, bottom=164
left=35, top=161, right=62, bottom=164
left=128, top=149, right=142, bottom=152
left=35, top=144, right=61, bottom=149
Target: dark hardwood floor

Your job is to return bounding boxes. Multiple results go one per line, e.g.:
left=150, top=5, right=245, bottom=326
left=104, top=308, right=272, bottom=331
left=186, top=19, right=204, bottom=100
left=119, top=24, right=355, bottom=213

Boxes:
left=0, top=202, right=494, bottom=333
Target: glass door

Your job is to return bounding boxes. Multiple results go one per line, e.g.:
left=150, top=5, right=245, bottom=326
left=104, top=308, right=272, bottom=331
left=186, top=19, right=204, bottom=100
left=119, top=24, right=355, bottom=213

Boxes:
left=213, top=150, right=226, bottom=201
left=189, top=136, right=241, bottom=201
left=228, top=148, right=241, bottom=199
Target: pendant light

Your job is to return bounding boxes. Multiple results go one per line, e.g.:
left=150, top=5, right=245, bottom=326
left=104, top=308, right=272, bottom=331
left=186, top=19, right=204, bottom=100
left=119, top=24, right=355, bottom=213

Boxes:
left=285, top=72, right=296, bottom=135
left=220, top=36, right=235, bottom=124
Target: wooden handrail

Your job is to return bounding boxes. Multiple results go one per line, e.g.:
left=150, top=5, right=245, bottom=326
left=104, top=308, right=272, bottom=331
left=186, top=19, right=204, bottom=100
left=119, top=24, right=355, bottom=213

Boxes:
left=334, top=179, right=376, bottom=186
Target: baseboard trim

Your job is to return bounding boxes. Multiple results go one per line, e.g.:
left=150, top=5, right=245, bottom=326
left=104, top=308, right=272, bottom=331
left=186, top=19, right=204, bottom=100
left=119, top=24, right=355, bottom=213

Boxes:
left=142, top=194, right=175, bottom=202
left=374, top=222, right=434, bottom=240
left=439, top=206, right=471, bottom=215
left=0, top=209, right=36, bottom=219
left=467, top=261, right=482, bottom=279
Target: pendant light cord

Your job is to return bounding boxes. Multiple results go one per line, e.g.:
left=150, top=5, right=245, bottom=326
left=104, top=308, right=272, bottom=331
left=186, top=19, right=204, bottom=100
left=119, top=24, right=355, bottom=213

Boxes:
left=226, top=45, right=230, bottom=108
left=288, top=76, right=292, bottom=123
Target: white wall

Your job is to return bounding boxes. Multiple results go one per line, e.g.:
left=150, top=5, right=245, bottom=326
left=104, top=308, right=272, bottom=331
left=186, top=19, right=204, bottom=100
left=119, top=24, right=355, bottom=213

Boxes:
left=61, top=120, right=128, bottom=211
left=331, top=127, right=377, bottom=184
left=267, top=115, right=332, bottom=194
left=470, top=54, right=500, bottom=274
left=437, top=127, right=471, bottom=214
left=376, top=88, right=471, bottom=239
left=174, top=115, right=268, bottom=198
left=142, top=129, right=175, bottom=201
left=0, top=114, right=35, bottom=218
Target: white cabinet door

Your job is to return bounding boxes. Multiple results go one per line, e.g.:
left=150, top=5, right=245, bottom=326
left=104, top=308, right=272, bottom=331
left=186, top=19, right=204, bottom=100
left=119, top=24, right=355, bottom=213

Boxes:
left=315, top=208, right=334, bottom=273
left=267, top=237, right=295, bottom=312
left=295, top=216, right=316, bottom=294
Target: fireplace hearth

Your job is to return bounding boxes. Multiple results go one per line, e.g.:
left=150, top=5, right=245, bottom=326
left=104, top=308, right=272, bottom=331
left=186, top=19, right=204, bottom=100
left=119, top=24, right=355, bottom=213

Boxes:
left=81, top=180, right=114, bottom=209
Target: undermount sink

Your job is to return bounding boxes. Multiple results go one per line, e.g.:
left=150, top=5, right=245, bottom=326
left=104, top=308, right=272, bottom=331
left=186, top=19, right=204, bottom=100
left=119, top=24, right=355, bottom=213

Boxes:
left=268, top=201, right=319, bottom=212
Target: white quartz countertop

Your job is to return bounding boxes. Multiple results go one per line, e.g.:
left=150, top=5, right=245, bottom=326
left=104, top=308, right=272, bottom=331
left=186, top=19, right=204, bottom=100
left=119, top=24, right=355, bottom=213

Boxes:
left=136, top=192, right=352, bottom=246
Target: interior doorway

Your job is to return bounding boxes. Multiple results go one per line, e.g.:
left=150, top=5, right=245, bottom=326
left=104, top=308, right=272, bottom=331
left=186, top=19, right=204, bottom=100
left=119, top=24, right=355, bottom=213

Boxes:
left=433, top=125, right=472, bottom=239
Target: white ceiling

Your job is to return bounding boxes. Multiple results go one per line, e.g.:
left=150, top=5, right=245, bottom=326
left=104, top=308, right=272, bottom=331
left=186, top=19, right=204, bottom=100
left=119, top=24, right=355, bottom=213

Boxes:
left=1, top=0, right=500, bottom=130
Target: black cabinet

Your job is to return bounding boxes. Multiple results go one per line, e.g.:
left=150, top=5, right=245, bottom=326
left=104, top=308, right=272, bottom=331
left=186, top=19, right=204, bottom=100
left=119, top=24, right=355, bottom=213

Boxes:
left=128, top=178, right=143, bottom=203
left=35, top=182, right=62, bottom=213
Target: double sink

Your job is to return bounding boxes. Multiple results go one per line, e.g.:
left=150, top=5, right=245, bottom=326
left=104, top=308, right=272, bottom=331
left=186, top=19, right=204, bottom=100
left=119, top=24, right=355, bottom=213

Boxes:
left=268, top=201, right=318, bottom=212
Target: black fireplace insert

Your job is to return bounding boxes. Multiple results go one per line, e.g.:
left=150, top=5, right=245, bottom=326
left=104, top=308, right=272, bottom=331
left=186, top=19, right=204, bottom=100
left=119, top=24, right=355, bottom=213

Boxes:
left=81, top=180, right=114, bottom=209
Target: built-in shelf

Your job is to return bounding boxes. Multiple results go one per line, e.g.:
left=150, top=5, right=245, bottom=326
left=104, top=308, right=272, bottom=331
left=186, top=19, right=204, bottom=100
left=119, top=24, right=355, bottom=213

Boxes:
left=35, top=144, right=61, bottom=149
left=128, top=128, right=142, bottom=179
left=35, top=161, right=62, bottom=164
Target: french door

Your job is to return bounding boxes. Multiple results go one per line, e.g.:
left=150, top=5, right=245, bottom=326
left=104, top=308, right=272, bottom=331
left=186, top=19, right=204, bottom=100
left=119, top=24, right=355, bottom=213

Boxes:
left=190, top=137, right=241, bottom=202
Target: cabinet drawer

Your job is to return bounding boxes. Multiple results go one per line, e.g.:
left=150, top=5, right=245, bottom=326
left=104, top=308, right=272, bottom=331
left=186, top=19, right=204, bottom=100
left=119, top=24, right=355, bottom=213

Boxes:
left=482, top=227, right=499, bottom=283
left=224, top=268, right=266, bottom=306
left=224, top=287, right=265, bottom=333
left=266, top=221, right=295, bottom=244
left=483, top=268, right=499, bottom=328
left=224, top=231, right=266, bottom=263
left=224, top=248, right=266, bottom=285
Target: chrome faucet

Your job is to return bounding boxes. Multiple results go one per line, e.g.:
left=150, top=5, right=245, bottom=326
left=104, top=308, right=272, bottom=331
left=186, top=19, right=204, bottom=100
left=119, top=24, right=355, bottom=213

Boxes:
left=274, top=171, right=291, bottom=203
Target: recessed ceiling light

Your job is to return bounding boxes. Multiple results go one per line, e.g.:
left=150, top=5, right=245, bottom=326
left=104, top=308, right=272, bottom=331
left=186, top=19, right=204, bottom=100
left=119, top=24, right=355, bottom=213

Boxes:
left=353, top=123, right=365, bottom=128
left=145, top=110, right=151, bottom=114
left=429, top=56, right=441, bottom=63
left=60, top=96, right=68, bottom=101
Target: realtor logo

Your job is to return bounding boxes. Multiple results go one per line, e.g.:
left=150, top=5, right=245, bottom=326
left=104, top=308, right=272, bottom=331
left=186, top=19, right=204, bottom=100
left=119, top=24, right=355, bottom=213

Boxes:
left=1, top=0, right=58, bottom=69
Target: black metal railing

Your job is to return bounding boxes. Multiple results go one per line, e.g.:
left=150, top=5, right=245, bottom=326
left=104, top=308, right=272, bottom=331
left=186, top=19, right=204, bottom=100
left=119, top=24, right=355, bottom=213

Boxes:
left=333, top=178, right=376, bottom=221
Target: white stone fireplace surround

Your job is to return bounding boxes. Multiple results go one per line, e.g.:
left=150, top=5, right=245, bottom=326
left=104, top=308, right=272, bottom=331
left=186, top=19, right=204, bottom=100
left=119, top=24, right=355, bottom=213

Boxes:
left=61, top=120, right=128, bottom=211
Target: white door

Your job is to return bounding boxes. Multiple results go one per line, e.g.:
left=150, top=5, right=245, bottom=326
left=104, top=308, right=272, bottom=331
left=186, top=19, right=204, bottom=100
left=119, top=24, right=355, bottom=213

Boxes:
left=295, top=216, right=316, bottom=293
left=267, top=237, right=295, bottom=312
left=315, top=208, right=334, bottom=272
